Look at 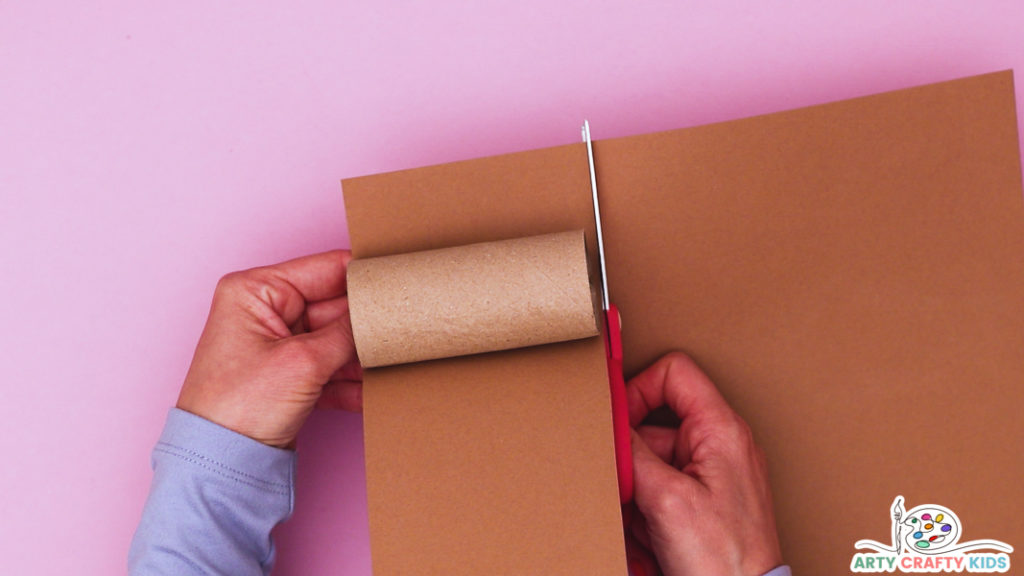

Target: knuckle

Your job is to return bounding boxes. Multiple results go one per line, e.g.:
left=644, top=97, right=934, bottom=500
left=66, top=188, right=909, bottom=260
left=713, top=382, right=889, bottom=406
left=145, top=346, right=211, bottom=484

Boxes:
left=661, top=351, right=696, bottom=373
left=214, top=271, right=240, bottom=291
left=705, top=414, right=756, bottom=458
left=648, top=484, right=688, bottom=518
left=724, top=415, right=752, bottom=445
left=215, top=268, right=281, bottom=303
left=215, top=270, right=254, bottom=296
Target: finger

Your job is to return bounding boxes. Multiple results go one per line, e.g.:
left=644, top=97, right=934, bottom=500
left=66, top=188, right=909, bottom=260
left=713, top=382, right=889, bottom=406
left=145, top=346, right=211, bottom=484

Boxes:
left=628, top=504, right=653, bottom=551
left=626, top=352, right=736, bottom=428
left=306, top=296, right=350, bottom=331
left=317, top=379, right=363, bottom=412
left=625, top=531, right=660, bottom=576
left=636, top=425, right=677, bottom=464
left=264, top=250, right=352, bottom=303
left=288, top=311, right=311, bottom=335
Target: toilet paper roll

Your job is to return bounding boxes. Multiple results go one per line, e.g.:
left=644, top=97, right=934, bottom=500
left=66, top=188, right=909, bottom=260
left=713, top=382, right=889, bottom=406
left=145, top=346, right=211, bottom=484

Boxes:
left=348, top=230, right=599, bottom=368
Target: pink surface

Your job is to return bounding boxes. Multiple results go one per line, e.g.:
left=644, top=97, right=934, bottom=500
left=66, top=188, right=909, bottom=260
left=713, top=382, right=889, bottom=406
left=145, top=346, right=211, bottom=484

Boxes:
left=1, top=2, right=1021, bottom=574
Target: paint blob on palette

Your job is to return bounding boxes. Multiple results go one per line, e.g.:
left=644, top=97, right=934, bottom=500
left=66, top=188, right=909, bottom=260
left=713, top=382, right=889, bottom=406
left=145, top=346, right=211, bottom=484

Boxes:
left=904, top=507, right=959, bottom=552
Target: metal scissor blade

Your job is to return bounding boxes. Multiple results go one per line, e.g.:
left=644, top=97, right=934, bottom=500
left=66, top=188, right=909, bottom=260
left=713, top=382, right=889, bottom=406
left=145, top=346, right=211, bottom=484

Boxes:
left=582, top=120, right=611, bottom=313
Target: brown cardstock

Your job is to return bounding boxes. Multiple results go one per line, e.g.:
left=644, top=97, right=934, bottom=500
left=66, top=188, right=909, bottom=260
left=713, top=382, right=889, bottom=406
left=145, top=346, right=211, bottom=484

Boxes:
left=343, top=70, right=1024, bottom=575
left=344, top=144, right=627, bottom=575
left=347, top=230, right=599, bottom=368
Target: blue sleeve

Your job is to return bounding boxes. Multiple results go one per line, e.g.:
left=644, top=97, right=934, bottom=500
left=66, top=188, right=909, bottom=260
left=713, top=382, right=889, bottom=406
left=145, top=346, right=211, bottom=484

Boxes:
left=762, top=565, right=792, bottom=576
left=128, top=408, right=296, bottom=576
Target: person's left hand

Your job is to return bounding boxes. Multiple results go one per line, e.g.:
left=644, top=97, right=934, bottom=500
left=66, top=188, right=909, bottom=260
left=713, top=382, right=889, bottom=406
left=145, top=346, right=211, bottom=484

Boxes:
left=176, top=250, right=362, bottom=449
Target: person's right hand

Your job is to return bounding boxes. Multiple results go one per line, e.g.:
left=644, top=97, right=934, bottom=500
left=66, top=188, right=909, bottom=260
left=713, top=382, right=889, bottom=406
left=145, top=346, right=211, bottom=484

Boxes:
left=626, top=352, right=783, bottom=576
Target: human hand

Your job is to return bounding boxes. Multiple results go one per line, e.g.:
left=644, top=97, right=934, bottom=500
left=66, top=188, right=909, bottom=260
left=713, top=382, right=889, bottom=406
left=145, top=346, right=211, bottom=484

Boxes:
left=176, top=250, right=362, bottom=449
left=625, top=352, right=783, bottom=576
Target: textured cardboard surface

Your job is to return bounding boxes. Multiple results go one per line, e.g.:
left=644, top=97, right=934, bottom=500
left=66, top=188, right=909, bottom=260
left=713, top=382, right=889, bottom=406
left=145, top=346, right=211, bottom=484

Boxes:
left=347, top=231, right=598, bottom=368
left=343, top=70, right=1023, bottom=575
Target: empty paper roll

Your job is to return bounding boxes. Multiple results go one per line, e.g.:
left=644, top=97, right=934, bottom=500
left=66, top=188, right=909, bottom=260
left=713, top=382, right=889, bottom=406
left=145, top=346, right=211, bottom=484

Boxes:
left=347, top=230, right=599, bottom=367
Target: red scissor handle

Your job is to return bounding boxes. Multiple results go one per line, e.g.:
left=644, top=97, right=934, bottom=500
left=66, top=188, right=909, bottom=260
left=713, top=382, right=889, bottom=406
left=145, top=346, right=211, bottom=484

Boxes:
left=604, top=303, right=633, bottom=504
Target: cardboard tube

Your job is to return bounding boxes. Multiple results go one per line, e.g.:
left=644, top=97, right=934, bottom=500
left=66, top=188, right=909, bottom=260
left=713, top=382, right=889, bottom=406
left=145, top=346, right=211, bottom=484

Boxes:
left=348, top=230, right=599, bottom=368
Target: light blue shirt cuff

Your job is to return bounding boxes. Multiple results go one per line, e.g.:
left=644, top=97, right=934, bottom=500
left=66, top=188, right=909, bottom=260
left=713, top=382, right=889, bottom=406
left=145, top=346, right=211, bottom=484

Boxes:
left=128, top=408, right=296, bottom=576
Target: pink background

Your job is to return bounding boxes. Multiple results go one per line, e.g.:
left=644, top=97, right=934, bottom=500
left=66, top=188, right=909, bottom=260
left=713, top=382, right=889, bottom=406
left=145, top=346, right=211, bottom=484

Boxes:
left=1, top=2, right=1022, bottom=574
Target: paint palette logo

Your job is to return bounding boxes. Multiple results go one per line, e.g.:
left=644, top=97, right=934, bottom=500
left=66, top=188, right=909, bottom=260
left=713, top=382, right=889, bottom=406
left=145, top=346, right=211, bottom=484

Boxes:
left=903, top=505, right=958, bottom=554
left=852, top=496, right=1013, bottom=573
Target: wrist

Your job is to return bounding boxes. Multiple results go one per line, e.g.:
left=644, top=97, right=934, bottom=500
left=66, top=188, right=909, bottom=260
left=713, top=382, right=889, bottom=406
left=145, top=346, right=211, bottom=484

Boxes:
left=175, top=394, right=294, bottom=450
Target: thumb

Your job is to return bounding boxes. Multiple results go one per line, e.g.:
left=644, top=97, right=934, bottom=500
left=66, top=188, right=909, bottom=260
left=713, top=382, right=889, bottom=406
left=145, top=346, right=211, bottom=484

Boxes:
left=293, top=315, right=358, bottom=381
left=631, top=430, right=696, bottom=518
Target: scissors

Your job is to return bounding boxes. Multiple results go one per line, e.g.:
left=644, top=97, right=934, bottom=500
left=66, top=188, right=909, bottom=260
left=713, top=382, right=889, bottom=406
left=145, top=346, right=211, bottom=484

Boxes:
left=582, top=120, right=633, bottom=505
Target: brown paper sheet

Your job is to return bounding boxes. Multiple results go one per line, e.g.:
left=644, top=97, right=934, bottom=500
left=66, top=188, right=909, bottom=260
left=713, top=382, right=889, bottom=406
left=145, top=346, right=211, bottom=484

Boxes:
left=344, top=145, right=627, bottom=575
left=347, top=230, right=598, bottom=368
left=343, top=70, right=1024, bottom=575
